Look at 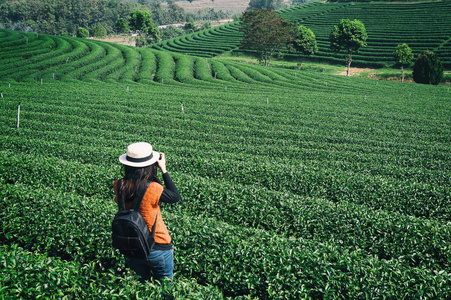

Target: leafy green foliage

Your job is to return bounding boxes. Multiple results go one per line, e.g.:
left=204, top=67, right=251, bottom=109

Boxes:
left=394, top=43, right=413, bottom=65
left=412, top=50, right=444, bottom=85
left=129, top=10, right=153, bottom=32
left=115, top=18, right=130, bottom=34
left=289, top=25, right=318, bottom=56
left=288, top=24, right=318, bottom=69
left=247, top=0, right=285, bottom=11
left=394, top=43, right=414, bottom=82
left=240, top=9, right=292, bottom=66
left=129, top=10, right=161, bottom=47
left=0, top=0, right=229, bottom=36
left=330, top=19, right=367, bottom=76
left=93, top=23, right=107, bottom=38
left=77, top=27, right=89, bottom=38
left=330, top=18, right=367, bottom=52
left=0, top=243, right=223, bottom=298
left=183, top=19, right=199, bottom=34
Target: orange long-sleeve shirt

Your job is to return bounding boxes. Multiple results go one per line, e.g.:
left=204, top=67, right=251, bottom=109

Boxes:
left=114, top=180, right=172, bottom=247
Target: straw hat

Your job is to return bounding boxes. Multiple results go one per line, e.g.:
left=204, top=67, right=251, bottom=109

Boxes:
left=119, top=142, right=159, bottom=167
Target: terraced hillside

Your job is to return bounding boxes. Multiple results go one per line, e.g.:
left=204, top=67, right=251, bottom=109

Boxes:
left=1, top=29, right=451, bottom=298
left=151, top=22, right=243, bottom=58
left=151, top=0, right=451, bottom=69
left=0, top=29, right=374, bottom=93
left=281, top=0, right=451, bottom=68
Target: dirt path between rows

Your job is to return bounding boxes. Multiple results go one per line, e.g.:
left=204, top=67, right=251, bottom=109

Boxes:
left=335, top=67, right=375, bottom=77
left=89, top=36, right=136, bottom=46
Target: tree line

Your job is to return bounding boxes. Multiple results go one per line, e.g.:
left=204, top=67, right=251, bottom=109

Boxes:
left=0, top=0, right=229, bottom=37
left=240, top=9, right=444, bottom=84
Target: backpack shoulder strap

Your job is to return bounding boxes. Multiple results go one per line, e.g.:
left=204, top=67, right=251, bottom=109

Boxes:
left=131, top=180, right=151, bottom=211
left=116, top=179, right=125, bottom=210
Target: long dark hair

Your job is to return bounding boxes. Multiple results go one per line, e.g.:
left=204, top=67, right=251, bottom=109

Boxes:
left=120, top=163, right=161, bottom=202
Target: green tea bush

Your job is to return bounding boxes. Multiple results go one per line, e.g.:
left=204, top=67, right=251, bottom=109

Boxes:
left=413, top=50, right=444, bottom=85
left=193, top=57, right=215, bottom=81
left=174, top=55, right=196, bottom=83
left=0, top=244, right=223, bottom=299
left=154, top=50, right=176, bottom=84
left=136, top=48, right=156, bottom=83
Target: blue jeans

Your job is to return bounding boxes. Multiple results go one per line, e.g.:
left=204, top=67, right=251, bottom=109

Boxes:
left=126, top=249, right=174, bottom=282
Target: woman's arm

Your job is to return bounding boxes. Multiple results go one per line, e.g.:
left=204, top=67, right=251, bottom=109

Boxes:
left=158, top=152, right=180, bottom=204
left=160, top=173, right=180, bottom=203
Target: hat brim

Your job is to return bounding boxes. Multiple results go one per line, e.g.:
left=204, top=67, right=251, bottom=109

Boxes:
left=118, top=151, right=159, bottom=167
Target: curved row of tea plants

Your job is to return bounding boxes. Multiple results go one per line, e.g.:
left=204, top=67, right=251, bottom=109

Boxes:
left=0, top=28, right=390, bottom=95
left=151, top=22, right=243, bottom=58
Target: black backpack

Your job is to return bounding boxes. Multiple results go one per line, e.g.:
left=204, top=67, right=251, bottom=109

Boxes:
left=112, top=180, right=157, bottom=258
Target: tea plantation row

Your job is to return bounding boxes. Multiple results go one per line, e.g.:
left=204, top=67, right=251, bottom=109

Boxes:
left=1, top=74, right=450, bottom=298
left=1, top=28, right=322, bottom=89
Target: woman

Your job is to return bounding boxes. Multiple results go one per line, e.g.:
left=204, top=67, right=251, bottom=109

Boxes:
left=114, top=142, right=180, bottom=282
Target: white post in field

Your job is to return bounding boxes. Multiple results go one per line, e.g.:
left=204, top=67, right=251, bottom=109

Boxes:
left=17, top=102, right=21, bottom=129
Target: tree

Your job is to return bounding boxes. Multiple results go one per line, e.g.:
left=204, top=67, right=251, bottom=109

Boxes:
left=393, top=43, right=413, bottom=82
left=240, top=9, right=292, bottom=66
left=183, top=19, right=198, bottom=33
left=412, top=50, right=443, bottom=85
left=128, top=10, right=161, bottom=47
left=149, top=1, right=166, bottom=25
left=288, top=24, right=318, bottom=70
left=330, top=19, right=367, bottom=76
left=201, top=21, right=211, bottom=30
left=115, top=18, right=130, bottom=34
left=77, top=26, right=89, bottom=38
left=129, top=10, right=153, bottom=32
left=135, top=22, right=161, bottom=47
left=167, top=0, right=185, bottom=23
left=247, top=0, right=284, bottom=11
left=161, top=25, right=185, bottom=40
left=93, top=23, right=107, bottom=38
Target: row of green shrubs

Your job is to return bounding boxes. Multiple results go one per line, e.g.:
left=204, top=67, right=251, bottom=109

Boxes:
left=1, top=243, right=223, bottom=299
left=1, top=180, right=449, bottom=299
left=0, top=76, right=449, bottom=298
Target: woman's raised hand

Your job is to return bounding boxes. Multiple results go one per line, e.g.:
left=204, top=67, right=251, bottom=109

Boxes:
left=157, top=152, right=167, bottom=174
